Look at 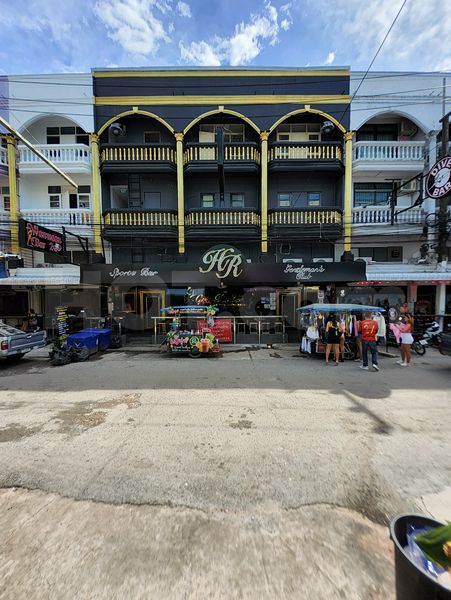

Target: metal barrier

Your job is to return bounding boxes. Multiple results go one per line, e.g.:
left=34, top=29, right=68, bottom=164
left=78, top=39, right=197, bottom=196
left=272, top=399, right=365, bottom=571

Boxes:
left=150, top=315, right=287, bottom=345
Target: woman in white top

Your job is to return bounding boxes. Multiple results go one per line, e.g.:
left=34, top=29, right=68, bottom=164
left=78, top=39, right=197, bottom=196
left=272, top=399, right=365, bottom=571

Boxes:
left=398, top=314, right=414, bottom=367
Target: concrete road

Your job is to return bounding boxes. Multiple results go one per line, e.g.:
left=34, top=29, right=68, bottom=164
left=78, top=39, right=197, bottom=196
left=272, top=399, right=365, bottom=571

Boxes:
left=0, top=347, right=450, bottom=599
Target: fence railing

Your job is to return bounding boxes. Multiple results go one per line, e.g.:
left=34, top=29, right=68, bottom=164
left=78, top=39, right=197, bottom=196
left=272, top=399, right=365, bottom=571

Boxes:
left=353, top=141, right=425, bottom=161
left=352, top=207, right=424, bottom=225
left=103, top=210, right=178, bottom=227
left=20, top=209, right=93, bottom=226
left=269, top=142, right=343, bottom=161
left=268, top=209, right=342, bottom=226
left=185, top=210, right=261, bottom=226
left=0, top=147, right=7, bottom=167
left=184, top=143, right=260, bottom=164
left=18, top=144, right=91, bottom=165
left=101, top=144, right=176, bottom=163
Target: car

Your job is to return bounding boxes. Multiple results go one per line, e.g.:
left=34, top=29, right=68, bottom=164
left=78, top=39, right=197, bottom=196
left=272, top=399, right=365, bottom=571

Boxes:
left=0, top=322, right=46, bottom=360
left=438, top=331, right=451, bottom=357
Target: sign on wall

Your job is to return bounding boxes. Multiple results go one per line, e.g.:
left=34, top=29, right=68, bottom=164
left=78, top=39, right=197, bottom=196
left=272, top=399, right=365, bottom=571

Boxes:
left=425, top=156, right=451, bottom=198
left=19, top=219, right=65, bottom=254
left=198, top=245, right=244, bottom=279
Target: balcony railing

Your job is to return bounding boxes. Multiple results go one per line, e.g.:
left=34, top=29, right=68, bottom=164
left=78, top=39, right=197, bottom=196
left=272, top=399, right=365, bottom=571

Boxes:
left=20, top=209, right=93, bottom=226
left=100, top=145, right=176, bottom=163
left=353, top=141, right=425, bottom=162
left=352, top=207, right=424, bottom=225
left=184, top=143, right=260, bottom=164
left=268, top=209, right=342, bottom=226
left=18, top=144, right=91, bottom=166
left=268, top=142, right=343, bottom=162
left=0, top=147, right=7, bottom=167
left=185, top=210, right=261, bottom=226
left=103, top=210, right=178, bottom=227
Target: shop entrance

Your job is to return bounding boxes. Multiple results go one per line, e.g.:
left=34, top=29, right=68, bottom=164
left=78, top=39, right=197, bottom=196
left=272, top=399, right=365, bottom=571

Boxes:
left=139, top=290, right=166, bottom=329
left=277, top=288, right=302, bottom=328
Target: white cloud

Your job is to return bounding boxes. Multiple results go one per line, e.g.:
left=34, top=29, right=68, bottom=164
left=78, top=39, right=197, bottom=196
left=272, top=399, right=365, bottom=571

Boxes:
left=94, top=0, right=170, bottom=56
left=177, top=1, right=191, bottom=18
left=323, top=51, right=335, bottom=66
left=280, top=2, right=293, bottom=31
left=179, top=1, right=289, bottom=66
left=179, top=40, right=221, bottom=66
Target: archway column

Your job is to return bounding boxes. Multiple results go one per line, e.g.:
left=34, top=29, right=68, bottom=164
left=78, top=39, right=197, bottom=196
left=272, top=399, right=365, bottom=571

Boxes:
left=343, top=131, right=353, bottom=254
left=260, top=131, right=269, bottom=253
left=175, top=133, right=185, bottom=254
left=6, top=135, right=19, bottom=254
left=90, top=134, right=102, bottom=253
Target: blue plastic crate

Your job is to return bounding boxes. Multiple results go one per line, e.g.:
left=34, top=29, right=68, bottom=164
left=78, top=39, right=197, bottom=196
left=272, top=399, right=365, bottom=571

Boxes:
left=67, top=332, right=99, bottom=354
left=80, top=328, right=113, bottom=350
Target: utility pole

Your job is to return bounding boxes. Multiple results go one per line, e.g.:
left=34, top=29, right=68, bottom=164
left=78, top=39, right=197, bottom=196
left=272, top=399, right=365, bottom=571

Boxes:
left=437, top=111, right=451, bottom=264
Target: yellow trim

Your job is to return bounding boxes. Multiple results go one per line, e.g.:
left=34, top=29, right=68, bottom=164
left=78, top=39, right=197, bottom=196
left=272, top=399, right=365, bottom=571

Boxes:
left=175, top=134, right=185, bottom=253
left=183, top=108, right=260, bottom=135
left=95, top=95, right=351, bottom=107
left=90, top=134, right=102, bottom=253
left=6, top=136, right=19, bottom=254
left=94, top=69, right=350, bottom=78
left=343, top=133, right=353, bottom=251
left=97, top=109, right=175, bottom=135
left=269, top=107, right=347, bottom=134
left=260, top=133, right=269, bottom=253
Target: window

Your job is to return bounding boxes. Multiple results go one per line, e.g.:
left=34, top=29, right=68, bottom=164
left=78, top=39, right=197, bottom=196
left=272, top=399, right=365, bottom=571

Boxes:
left=131, top=247, right=145, bottom=263
left=144, top=131, right=161, bottom=144
left=199, top=124, right=245, bottom=143
left=69, top=185, right=91, bottom=209
left=276, top=123, right=321, bottom=142
left=307, top=192, right=321, bottom=207
left=1, top=186, right=10, bottom=211
left=354, top=182, right=392, bottom=207
left=110, top=185, right=129, bottom=209
left=360, top=247, right=403, bottom=262
left=277, top=193, right=292, bottom=208
left=48, top=186, right=61, bottom=209
left=46, top=126, right=89, bottom=145
left=201, top=193, right=215, bottom=208
left=231, top=193, right=244, bottom=208
left=356, top=124, right=398, bottom=142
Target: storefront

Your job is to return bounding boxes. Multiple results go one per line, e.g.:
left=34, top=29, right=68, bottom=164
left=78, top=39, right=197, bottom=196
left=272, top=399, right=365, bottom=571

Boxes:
left=81, top=248, right=366, bottom=343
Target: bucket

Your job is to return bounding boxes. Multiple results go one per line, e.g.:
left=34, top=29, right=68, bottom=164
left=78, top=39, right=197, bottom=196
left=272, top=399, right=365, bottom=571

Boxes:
left=390, top=514, right=451, bottom=600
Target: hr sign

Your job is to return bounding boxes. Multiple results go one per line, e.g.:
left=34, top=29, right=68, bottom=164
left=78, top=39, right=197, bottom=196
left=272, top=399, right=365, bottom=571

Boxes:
left=199, top=246, right=244, bottom=279
left=426, top=156, right=451, bottom=198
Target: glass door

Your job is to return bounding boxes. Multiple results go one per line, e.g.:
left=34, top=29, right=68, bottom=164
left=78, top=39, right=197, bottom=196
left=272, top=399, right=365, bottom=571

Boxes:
left=139, top=290, right=166, bottom=330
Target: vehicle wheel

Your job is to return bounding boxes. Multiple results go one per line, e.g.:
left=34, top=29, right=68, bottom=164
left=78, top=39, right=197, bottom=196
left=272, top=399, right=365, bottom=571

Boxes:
left=71, top=345, right=90, bottom=362
left=343, top=348, right=356, bottom=360
left=188, top=349, right=201, bottom=358
left=412, top=341, right=426, bottom=356
left=6, top=353, right=25, bottom=361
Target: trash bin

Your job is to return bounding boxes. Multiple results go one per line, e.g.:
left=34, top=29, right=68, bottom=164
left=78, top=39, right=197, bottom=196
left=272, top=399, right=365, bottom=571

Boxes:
left=80, top=328, right=112, bottom=351
left=67, top=332, right=99, bottom=355
left=390, top=514, right=451, bottom=600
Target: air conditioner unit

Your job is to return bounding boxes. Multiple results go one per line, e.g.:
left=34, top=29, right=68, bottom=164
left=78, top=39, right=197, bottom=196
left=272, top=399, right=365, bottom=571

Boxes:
left=312, top=257, right=333, bottom=263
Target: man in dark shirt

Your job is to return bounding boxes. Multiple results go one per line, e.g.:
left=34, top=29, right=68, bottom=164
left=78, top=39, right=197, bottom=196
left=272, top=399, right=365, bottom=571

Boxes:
left=359, top=313, right=379, bottom=371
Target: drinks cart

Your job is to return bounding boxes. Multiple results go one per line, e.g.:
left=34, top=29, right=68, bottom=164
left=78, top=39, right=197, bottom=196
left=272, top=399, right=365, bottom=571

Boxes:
left=160, top=306, right=221, bottom=358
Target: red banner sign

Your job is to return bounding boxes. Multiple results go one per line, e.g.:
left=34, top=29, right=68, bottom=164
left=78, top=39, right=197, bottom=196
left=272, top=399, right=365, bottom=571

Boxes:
left=198, top=319, right=233, bottom=342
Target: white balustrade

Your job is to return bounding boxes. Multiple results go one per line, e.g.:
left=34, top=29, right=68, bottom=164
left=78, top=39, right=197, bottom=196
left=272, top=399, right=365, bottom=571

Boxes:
left=352, top=207, right=423, bottom=225
left=20, top=209, right=93, bottom=226
left=18, top=144, right=91, bottom=165
left=353, top=141, right=425, bottom=162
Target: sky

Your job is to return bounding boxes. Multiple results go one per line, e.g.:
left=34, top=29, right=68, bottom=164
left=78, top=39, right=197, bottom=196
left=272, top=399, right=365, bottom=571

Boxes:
left=0, top=0, right=451, bottom=74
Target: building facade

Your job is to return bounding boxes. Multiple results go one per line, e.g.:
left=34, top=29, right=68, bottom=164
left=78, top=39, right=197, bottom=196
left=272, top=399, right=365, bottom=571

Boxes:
left=0, top=67, right=450, bottom=338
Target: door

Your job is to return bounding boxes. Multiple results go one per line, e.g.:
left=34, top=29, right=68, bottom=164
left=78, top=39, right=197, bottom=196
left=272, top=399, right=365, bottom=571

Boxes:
left=277, top=288, right=302, bottom=328
left=139, top=290, right=166, bottom=330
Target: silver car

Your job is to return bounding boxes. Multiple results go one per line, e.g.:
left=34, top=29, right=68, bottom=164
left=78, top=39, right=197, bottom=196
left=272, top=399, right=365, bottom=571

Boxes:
left=0, top=322, right=46, bottom=360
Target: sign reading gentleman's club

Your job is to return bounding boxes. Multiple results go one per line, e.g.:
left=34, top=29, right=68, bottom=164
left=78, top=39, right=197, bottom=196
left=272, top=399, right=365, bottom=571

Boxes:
left=198, top=245, right=244, bottom=279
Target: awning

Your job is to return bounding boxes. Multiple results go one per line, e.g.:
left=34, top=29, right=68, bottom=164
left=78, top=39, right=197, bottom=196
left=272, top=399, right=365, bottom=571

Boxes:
left=354, top=265, right=451, bottom=284
left=0, top=267, right=80, bottom=286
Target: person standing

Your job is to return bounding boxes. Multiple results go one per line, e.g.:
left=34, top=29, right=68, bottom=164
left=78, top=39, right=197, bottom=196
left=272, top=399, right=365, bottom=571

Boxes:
left=359, top=313, right=379, bottom=371
left=398, top=313, right=414, bottom=367
left=325, top=314, right=341, bottom=365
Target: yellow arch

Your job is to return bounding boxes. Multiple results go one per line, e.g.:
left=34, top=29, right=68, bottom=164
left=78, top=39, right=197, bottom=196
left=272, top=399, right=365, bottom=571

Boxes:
left=97, top=109, right=175, bottom=136
left=269, top=107, right=346, bottom=134
left=183, top=108, right=260, bottom=135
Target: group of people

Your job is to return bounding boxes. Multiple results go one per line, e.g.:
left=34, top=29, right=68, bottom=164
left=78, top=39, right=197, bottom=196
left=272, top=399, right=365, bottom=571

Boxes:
left=324, top=311, right=415, bottom=370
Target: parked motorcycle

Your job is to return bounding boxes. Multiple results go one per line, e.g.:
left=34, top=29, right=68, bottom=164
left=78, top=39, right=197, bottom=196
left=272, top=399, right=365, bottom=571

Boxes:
left=412, top=321, right=443, bottom=356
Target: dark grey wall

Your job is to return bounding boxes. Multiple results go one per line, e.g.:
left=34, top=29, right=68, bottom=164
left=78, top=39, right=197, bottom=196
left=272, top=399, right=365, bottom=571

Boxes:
left=268, top=173, right=342, bottom=209
left=185, top=173, right=260, bottom=210
left=102, top=174, right=177, bottom=211
left=100, top=116, right=175, bottom=145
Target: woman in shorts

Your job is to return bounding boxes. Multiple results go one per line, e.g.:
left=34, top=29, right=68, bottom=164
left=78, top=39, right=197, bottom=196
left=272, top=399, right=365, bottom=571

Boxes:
left=398, top=313, right=414, bottom=367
